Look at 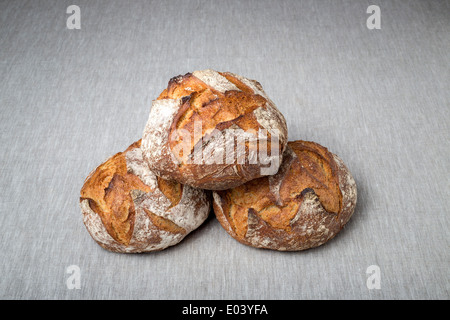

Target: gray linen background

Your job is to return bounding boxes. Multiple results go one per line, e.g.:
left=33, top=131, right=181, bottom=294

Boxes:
left=0, top=0, right=448, bottom=299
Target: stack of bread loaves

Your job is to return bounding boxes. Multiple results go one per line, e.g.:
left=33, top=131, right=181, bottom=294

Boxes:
left=80, top=69, right=357, bottom=253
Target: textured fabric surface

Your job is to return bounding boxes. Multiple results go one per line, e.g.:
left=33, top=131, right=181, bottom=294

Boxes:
left=0, top=0, right=448, bottom=300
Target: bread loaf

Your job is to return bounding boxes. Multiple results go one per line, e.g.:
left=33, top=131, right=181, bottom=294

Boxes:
left=212, top=140, right=357, bottom=251
left=141, top=69, right=288, bottom=190
left=80, top=140, right=210, bottom=253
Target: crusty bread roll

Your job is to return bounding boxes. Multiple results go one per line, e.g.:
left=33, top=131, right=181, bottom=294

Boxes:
left=80, top=140, right=210, bottom=253
left=212, top=140, right=357, bottom=251
left=141, top=69, right=288, bottom=190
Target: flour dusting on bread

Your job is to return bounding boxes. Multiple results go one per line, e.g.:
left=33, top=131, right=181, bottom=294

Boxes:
left=192, top=69, right=240, bottom=93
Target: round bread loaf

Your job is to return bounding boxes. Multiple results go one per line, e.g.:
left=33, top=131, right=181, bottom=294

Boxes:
left=212, top=140, right=357, bottom=251
left=141, top=69, right=288, bottom=190
left=79, top=140, right=210, bottom=253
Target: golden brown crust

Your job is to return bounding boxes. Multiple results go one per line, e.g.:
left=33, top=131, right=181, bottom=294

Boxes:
left=80, top=140, right=210, bottom=253
left=143, top=208, right=186, bottom=235
left=212, top=140, right=357, bottom=251
left=80, top=140, right=150, bottom=246
left=280, top=140, right=342, bottom=215
left=156, top=176, right=183, bottom=209
left=141, top=69, right=288, bottom=190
